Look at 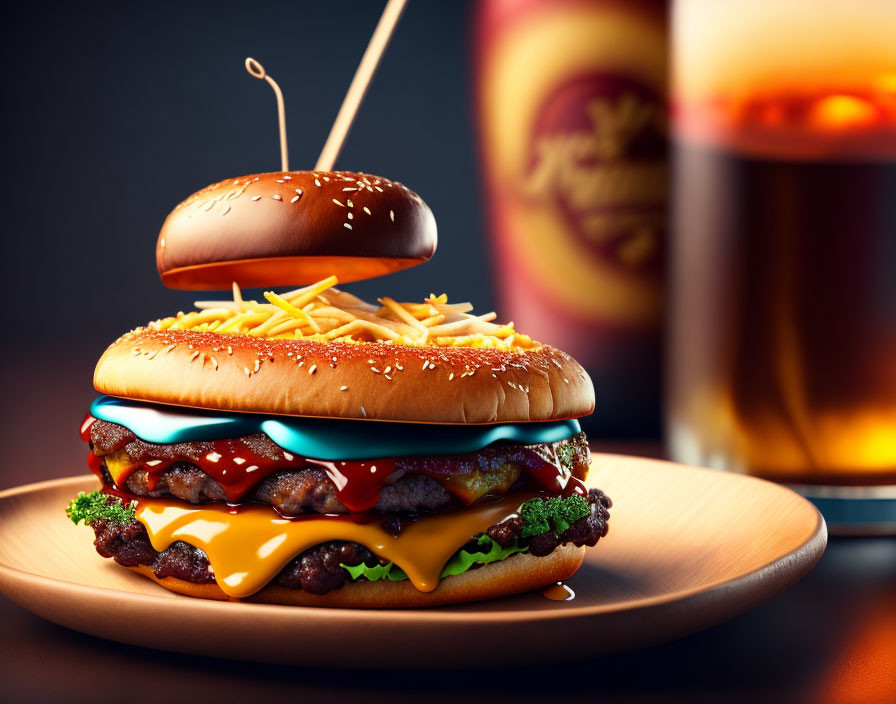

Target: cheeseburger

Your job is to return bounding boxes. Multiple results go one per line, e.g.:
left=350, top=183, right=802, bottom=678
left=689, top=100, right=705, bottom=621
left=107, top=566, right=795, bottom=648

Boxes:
left=67, top=171, right=611, bottom=607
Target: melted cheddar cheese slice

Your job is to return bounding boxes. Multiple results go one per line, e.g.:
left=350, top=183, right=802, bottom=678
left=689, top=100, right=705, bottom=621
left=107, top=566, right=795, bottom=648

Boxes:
left=135, top=492, right=537, bottom=599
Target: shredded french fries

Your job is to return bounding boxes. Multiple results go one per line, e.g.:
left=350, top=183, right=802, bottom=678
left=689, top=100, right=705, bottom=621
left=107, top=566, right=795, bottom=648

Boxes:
left=149, top=276, right=539, bottom=352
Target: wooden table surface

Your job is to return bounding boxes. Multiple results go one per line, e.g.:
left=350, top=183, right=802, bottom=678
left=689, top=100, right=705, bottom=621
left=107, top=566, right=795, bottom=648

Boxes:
left=1, top=354, right=894, bottom=703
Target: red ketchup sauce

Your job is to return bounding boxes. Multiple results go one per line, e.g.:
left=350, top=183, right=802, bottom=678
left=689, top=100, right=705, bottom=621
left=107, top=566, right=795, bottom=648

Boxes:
left=81, top=414, right=586, bottom=512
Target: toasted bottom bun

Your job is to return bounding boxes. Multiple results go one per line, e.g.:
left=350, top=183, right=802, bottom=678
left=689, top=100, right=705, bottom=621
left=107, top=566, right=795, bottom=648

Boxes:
left=126, top=546, right=585, bottom=608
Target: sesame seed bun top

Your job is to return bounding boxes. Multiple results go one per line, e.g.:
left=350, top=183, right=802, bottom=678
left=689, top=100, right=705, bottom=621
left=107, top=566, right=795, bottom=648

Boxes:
left=93, top=329, right=595, bottom=424
left=156, top=171, right=437, bottom=290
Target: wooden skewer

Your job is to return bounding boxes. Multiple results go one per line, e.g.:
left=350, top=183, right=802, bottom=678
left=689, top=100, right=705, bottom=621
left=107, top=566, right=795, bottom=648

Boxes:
left=315, top=0, right=408, bottom=171
left=245, top=57, right=289, bottom=171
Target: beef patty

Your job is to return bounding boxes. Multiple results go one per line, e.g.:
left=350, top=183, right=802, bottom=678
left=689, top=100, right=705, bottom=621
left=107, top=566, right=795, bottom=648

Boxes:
left=89, top=420, right=590, bottom=516
left=91, top=488, right=611, bottom=595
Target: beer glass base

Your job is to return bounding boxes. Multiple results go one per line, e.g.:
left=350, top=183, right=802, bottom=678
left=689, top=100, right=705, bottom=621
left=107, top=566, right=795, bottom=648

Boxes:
left=787, top=485, right=896, bottom=536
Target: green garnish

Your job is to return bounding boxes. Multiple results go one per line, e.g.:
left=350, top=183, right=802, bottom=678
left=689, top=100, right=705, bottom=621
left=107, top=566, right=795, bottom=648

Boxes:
left=340, top=534, right=528, bottom=584
left=341, top=561, right=408, bottom=582
left=65, top=491, right=136, bottom=526
left=440, top=534, right=527, bottom=577
left=519, top=495, right=590, bottom=538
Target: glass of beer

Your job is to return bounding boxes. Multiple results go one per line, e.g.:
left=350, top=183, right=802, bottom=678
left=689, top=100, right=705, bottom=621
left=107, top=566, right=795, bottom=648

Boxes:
left=668, top=0, right=896, bottom=533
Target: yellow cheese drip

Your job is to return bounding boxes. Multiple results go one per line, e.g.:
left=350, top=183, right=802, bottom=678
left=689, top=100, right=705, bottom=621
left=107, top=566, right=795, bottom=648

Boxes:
left=135, top=493, right=538, bottom=599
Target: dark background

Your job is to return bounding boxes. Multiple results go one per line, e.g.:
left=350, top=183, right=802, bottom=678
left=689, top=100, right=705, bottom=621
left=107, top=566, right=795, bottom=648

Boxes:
left=2, top=0, right=485, bottom=354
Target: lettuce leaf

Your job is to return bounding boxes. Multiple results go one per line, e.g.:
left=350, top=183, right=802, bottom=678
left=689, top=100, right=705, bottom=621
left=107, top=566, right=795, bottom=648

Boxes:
left=341, top=561, right=408, bottom=582
left=440, top=534, right=527, bottom=577
left=340, top=534, right=527, bottom=583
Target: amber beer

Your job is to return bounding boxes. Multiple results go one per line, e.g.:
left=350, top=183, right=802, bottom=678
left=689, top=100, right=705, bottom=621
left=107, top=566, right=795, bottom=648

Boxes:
left=669, top=1, right=896, bottom=500
left=475, top=0, right=668, bottom=437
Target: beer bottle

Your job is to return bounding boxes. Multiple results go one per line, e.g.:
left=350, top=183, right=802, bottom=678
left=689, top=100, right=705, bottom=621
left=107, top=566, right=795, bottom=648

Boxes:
left=475, top=0, right=669, bottom=437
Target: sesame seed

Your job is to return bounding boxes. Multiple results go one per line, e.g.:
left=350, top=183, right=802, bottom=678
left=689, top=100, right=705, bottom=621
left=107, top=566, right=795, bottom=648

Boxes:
left=563, top=378, right=569, bottom=384
left=340, top=385, right=348, bottom=391
left=308, top=364, right=317, bottom=374
left=347, top=212, right=353, bottom=220
left=422, top=360, right=429, bottom=370
left=221, top=205, right=231, bottom=215
left=384, top=374, right=392, bottom=380
left=342, top=187, right=357, bottom=192
left=390, top=210, right=395, bottom=221
left=291, top=196, right=300, bottom=203
left=360, top=406, right=367, bottom=418
left=347, top=199, right=353, bottom=208
left=227, top=346, right=233, bottom=355
left=315, top=179, right=321, bottom=187
left=272, top=194, right=282, bottom=201
left=276, top=179, right=284, bottom=183
left=448, top=372, right=455, bottom=380
left=344, top=223, right=352, bottom=230
left=370, top=367, right=381, bottom=374
left=211, top=357, right=218, bottom=370
left=244, top=367, right=251, bottom=376
left=384, top=366, right=392, bottom=374
left=253, top=359, right=261, bottom=372
left=251, top=195, right=262, bottom=201
left=333, top=199, right=345, bottom=207
left=363, top=207, right=371, bottom=215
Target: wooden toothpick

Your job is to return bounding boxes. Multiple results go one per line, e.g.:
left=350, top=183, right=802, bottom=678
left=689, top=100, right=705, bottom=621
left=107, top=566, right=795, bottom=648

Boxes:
left=315, top=0, right=408, bottom=171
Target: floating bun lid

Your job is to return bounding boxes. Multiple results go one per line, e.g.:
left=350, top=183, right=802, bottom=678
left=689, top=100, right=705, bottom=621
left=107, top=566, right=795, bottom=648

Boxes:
left=157, top=171, right=437, bottom=290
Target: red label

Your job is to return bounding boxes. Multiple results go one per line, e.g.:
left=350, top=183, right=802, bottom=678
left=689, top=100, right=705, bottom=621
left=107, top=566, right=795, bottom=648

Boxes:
left=524, top=74, right=666, bottom=277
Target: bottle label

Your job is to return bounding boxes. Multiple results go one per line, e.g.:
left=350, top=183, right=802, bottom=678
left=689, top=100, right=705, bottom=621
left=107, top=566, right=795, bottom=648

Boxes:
left=478, top=4, right=667, bottom=328
left=524, top=74, right=665, bottom=275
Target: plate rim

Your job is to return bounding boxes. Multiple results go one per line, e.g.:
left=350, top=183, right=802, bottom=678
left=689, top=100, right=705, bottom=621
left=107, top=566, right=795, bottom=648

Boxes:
left=0, top=456, right=828, bottom=625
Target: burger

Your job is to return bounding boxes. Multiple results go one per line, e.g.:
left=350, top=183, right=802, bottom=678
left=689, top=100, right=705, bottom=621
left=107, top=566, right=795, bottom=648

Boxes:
left=66, top=171, right=611, bottom=607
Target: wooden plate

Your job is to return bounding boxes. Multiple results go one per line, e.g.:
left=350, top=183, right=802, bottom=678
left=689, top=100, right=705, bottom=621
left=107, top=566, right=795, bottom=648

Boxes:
left=0, top=455, right=826, bottom=667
